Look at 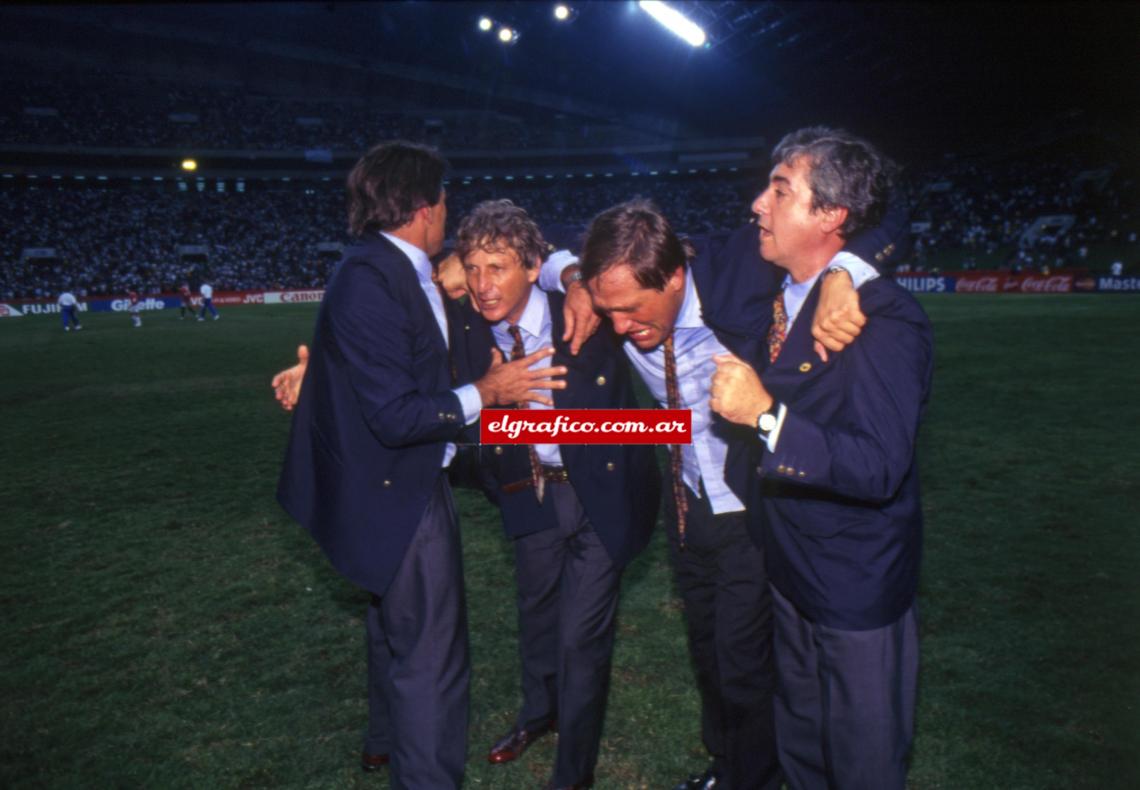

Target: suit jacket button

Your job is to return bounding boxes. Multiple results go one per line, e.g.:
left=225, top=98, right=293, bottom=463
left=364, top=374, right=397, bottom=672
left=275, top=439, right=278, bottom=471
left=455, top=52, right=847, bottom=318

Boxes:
left=605, top=461, right=615, bottom=471
left=798, top=470, right=806, bottom=477
left=437, top=411, right=445, bottom=420
left=786, top=466, right=796, bottom=475
left=596, top=375, right=606, bottom=386
left=382, top=479, right=392, bottom=487
left=776, top=464, right=786, bottom=474
left=494, top=446, right=503, bottom=455
left=799, top=362, right=811, bottom=373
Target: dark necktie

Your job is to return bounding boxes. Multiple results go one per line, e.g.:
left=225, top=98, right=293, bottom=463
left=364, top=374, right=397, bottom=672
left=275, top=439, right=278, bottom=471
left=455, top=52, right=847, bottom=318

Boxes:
left=663, top=333, right=688, bottom=547
left=767, top=290, right=788, bottom=364
left=508, top=324, right=545, bottom=503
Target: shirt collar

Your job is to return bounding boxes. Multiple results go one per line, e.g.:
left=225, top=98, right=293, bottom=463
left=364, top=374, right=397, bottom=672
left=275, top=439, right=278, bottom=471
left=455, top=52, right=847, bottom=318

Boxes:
left=380, top=232, right=432, bottom=282
left=494, top=285, right=548, bottom=340
left=675, top=268, right=704, bottom=330
left=780, top=249, right=852, bottom=297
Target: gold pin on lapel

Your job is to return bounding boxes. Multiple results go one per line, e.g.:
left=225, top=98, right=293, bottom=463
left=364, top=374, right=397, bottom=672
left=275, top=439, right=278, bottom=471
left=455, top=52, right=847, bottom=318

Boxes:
left=799, top=362, right=812, bottom=373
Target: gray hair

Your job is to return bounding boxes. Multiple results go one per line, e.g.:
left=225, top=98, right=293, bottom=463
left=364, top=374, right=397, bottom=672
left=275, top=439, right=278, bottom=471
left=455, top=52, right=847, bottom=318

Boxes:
left=771, top=126, right=892, bottom=238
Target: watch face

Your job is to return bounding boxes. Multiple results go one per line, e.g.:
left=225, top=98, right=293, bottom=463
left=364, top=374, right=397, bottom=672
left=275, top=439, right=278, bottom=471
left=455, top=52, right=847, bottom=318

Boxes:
left=759, top=412, right=778, bottom=432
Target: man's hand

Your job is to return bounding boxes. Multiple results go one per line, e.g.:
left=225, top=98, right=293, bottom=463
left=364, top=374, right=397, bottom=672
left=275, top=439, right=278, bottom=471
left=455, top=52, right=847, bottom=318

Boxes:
left=811, top=269, right=866, bottom=361
left=271, top=345, right=309, bottom=412
left=432, top=251, right=469, bottom=302
left=709, top=352, right=773, bottom=428
left=474, top=347, right=567, bottom=407
left=561, top=269, right=601, bottom=356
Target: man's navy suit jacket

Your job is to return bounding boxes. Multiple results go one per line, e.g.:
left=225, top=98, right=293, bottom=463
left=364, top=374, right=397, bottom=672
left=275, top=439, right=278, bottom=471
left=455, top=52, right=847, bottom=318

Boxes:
left=277, top=235, right=470, bottom=596
left=686, top=208, right=911, bottom=504
left=751, top=277, right=933, bottom=630
left=452, top=290, right=660, bottom=571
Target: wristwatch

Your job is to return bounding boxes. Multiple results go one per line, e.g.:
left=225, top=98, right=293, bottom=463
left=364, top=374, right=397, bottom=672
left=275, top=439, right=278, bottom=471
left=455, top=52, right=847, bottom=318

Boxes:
left=756, top=405, right=780, bottom=439
left=565, top=268, right=584, bottom=285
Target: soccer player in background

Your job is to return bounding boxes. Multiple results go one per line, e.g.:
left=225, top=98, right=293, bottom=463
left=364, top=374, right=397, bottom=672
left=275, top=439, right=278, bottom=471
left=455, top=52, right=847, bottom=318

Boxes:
left=128, top=289, right=142, bottom=328
left=178, top=282, right=194, bottom=319
left=198, top=282, right=219, bottom=321
left=58, top=289, right=82, bottom=331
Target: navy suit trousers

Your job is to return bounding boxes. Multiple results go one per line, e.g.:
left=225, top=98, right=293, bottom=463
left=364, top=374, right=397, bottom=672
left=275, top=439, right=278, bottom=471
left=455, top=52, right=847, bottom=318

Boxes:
left=365, top=476, right=470, bottom=790
left=771, top=584, right=918, bottom=790
left=665, top=481, right=781, bottom=790
left=512, top=480, right=622, bottom=786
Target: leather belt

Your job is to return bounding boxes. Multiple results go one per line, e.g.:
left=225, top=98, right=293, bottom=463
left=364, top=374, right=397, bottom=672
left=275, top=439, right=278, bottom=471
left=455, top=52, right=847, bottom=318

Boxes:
left=501, top=465, right=569, bottom=494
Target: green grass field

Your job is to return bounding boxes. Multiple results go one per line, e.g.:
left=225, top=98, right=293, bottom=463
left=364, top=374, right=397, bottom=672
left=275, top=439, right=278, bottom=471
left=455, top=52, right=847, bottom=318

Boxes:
left=2, top=296, right=1138, bottom=789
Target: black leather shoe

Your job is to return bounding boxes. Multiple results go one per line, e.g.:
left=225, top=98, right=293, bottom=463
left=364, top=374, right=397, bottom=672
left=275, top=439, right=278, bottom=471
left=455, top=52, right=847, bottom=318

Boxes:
left=487, top=719, right=556, bottom=763
left=672, top=767, right=719, bottom=790
left=360, top=751, right=390, bottom=772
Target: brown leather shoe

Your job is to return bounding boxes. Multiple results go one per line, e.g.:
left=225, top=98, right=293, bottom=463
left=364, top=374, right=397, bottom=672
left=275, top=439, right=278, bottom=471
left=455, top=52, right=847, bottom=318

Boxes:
left=487, top=719, right=556, bottom=763
left=360, top=751, right=390, bottom=772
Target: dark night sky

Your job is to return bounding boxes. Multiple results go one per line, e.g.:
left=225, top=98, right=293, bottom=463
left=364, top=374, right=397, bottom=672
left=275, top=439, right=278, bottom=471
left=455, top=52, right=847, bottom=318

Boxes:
left=4, top=1, right=1138, bottom=158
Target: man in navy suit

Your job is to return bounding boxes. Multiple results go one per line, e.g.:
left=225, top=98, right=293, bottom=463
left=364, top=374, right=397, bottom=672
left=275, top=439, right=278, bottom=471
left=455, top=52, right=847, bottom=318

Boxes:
left=451, top=199, right=660, bottom=790
left=277, top=142, right=565, bottom=789
left=709, top=127, right=933, bottom=789
left=546, top=198, right=886, bottom=790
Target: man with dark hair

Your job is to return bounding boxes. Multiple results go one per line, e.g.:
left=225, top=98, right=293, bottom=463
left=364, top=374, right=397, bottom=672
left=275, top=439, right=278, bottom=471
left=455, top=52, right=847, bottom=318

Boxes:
left=709, top=126, right=932, bottom=789
left=277, top=142, right=565, bottom=788
left=551, top=185, right=897, bottom=790
left=452, top=199, right=659, bottom=790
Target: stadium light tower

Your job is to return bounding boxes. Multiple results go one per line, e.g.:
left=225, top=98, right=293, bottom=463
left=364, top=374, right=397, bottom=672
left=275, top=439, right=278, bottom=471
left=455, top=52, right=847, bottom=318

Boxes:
left=498, top=25, right=520, bottom=45
left=638, top=0, right=707, bottom=47
left=478, top=16, right=493, bottom=32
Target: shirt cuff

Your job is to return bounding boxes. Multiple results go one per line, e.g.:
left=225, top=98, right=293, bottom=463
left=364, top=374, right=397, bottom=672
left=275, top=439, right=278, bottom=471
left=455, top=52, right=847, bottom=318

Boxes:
left=538, top=249, right=579, bottom=293
left=765, top=402, right=789, bottom=453
left=453, top=384, right=483, bottom=425
left=829, top=251, right=880, bottom=289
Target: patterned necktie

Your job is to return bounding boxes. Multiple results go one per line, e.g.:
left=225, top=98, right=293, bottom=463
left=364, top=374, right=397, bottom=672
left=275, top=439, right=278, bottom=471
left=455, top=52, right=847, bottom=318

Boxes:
left=508, top=324, right=545, bottom=503
left=663, top=333, right=688, bottom=547
left=767, top=290, right=788, bottom=364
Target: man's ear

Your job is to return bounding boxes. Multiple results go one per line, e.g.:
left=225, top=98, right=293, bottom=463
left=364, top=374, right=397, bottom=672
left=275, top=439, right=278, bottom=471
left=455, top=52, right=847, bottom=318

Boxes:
left=819, top=205, right=848, bottom=235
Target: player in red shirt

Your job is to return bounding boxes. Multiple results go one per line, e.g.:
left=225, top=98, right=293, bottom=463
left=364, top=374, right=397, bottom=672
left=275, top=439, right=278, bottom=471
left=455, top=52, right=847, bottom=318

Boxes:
left=128, top=290, right=142, bottom=328
left=178, top=283, right=194, bottom=320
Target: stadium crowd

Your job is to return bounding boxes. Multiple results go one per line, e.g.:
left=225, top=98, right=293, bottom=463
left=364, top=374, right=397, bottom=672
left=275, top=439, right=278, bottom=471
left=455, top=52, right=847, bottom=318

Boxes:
left=903, top=157, right=1135, bottom=272
left=2, top=157, right=1134, bottom=301
left=0, top=173, right=757, bottom=299
left=0, top=71, right=665, bottom=153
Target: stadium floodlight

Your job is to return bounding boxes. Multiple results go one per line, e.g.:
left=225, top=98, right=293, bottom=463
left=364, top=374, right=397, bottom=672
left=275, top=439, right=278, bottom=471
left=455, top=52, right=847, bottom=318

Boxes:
left=554, top=4, right=578, bottom=22
left=498, top=25, right=519, bottom=44
left=181, top=158, right=198, bottom=172
left=478, top=16, right=493, bottom=32
left=638, top=1, right=707, bottom=47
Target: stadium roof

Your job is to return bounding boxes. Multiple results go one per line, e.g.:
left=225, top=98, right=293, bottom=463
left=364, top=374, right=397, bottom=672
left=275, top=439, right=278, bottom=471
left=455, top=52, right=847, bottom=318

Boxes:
left=2, top=2, right=1136, bottom=159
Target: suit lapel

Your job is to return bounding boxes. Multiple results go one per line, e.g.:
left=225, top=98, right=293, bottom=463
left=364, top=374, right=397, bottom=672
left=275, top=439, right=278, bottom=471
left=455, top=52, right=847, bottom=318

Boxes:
left=763, top=280, right=831, bottom=398
left=548, top=291, right=571, bottom=409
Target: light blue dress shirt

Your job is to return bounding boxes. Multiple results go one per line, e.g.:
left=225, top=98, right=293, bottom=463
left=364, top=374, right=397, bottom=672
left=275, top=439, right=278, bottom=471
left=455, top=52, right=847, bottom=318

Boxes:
left=490, top=287, right=564, bottom=468
left=621, top=271, right=745, bottom=513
